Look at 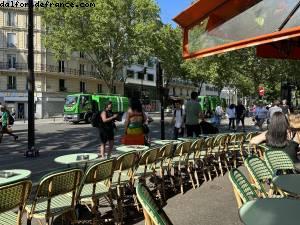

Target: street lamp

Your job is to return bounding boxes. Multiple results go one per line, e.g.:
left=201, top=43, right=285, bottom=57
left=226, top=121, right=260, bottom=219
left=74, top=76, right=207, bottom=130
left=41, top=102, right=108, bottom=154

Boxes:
left=156, top=60, right=165, bottom=140
left=26, top=0, right=38, bottom=157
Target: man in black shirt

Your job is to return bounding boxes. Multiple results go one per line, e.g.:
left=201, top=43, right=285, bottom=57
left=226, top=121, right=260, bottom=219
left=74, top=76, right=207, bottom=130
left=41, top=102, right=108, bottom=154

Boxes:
left=236, top=101, right=246, bottom=132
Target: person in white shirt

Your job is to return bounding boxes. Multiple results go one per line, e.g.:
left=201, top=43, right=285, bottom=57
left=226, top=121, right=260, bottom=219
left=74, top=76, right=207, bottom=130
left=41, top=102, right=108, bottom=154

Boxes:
left=172, top=101, right=185, bottom=139
left=214, top=105, right=223, bottom=127
left=226, top=104, right=236, bottom=131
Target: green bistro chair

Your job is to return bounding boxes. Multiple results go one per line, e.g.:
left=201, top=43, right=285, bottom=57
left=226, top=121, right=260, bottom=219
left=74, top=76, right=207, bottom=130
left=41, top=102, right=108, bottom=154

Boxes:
left=77, top=158, right=117, bottom=224
left=111, top=151, right=137, bottom=223
left=136, top=183, right=173, bottom=225
left=212, top=134, right=229, bottom=176
left=170, top=141, right=192, bottom=194
left=204, top=137, right=219, bottom=179
left=245, top=156, right=284, bottom=198
left=156, top=143, right=174, bottom=200
left=228, top=133, right=245, bottom=168
left=0, top=180, right=31, bottom=225
left=264, top=150, right=297, bottom=176
left=228, top=168, right=259, bottom=208
left=244, top=132, right=260, bottom=156
left=26, top=168, right=83, bottom=225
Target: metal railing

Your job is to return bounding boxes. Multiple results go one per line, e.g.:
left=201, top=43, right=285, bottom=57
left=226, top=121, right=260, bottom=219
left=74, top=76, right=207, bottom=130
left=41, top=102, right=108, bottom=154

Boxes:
left=0, top=62, right=100, bottom=78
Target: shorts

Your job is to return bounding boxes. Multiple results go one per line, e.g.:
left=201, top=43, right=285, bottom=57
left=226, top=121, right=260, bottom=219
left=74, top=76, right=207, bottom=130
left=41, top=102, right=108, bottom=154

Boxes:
left=98, top=128, right=114, bottom=144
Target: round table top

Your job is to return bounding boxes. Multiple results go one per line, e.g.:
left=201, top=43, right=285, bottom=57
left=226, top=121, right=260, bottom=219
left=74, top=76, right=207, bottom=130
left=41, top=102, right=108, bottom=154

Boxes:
left=177, top=138, right=198, bottom=142
left=0, top=169, right=31, bottom=185
left=152, top=140, right=182, bottom=145
left=272, top=174, right=300, bottom=195
left=239, top=198, right=300, bottom=225
left=54, top=153, right=98, bottom=165
left=116, top=145, right=149, bottom=153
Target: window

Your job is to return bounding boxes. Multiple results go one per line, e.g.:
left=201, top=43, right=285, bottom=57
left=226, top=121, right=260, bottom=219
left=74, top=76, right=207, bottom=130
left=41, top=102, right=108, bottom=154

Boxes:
left=24, top=33, right=28, bottom=49
left=147, top=59, right=154, bottom=67
left=127, top=70, right=134, bottom=78
left=7, top=76, right=16, bottom=89
left=79, top=52, right=84, bottom=58
left=58, top=60, right=64, bottom=72
left=80, top=81, right=86, bottom=92
left=173, top=87, right=176, bottom=95
left=79, top=64, right=84, bottom=75
left=137, top=72, right=144, bottom=80
left=97, top=84, right=102, bottom=93
left=6, top=12, right=16, bottom=26
left=7, top=33, right=16, bottom=48
left=186, top=89, right=189, bottom=96
left=180, top=88, right=183, bottom=96
left=147, top=74, right=154, bottom=81
left=7, top=54, right=16, bottom=69
left=113, top=86, right=116, bottom=94
left=59, top=79, right=65, bottom=91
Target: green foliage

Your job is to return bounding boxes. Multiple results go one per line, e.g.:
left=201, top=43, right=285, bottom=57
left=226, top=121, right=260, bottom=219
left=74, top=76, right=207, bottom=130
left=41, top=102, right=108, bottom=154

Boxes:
left=39, top=0, right=160, bottom=92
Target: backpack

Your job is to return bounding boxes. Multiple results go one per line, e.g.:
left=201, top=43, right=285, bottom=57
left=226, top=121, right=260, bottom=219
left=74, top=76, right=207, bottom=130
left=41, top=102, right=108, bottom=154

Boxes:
left=8, top=114, right=14, bottom=125
left=91, top=111, right=102, bottom=128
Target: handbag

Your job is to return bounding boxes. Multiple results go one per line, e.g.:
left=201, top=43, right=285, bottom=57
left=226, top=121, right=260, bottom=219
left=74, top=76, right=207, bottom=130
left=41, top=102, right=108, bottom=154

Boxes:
left=142, top=124, right=149, bottom=134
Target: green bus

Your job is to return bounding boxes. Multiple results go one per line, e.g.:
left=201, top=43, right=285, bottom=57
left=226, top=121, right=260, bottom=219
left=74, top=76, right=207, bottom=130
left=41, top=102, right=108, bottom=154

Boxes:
left=63, top=93, right=128, bottom=124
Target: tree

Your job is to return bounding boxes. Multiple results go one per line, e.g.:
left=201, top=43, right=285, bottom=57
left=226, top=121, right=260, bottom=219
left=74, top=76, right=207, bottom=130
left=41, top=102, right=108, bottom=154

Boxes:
left=153, top=25, right=183, bottom=86
left=40, top=0, right=160, bottom=92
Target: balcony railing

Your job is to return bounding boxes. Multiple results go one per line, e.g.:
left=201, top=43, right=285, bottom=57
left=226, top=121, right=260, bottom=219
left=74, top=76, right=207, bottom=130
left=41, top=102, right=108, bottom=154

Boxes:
left=0, top=62, right=99, bottom=79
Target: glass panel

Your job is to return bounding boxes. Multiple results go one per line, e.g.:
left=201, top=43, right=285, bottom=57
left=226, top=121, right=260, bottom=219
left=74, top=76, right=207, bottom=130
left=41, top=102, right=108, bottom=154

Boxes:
left=188, top=0, right=299, bottom=53
left=285, top=4, right=300, bottom=29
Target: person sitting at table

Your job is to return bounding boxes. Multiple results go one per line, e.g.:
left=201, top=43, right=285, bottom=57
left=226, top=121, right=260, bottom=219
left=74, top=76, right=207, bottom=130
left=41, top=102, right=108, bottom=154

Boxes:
left=123, top=98, right=147, bottom=145
left=199, top=114, right=219, bottom=135
left=250, top=111, right=300, bottom=170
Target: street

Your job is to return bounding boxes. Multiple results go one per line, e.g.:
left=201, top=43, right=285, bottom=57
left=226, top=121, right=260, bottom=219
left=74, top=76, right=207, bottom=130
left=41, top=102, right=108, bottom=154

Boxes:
left=0, top=115, right=260, bottom=185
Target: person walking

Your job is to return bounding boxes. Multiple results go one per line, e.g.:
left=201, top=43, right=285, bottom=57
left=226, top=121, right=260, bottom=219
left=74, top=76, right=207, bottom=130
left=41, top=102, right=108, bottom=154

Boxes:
left=281, top=99, right=290, bottom=116
left=236, top=101, right=246, bottom=132
left=226, top=104, right=236, bottom=131
left=185, top=92, right=201, bottom=137
left=0, top=106, right=18, bottom=143
left=268, top=100, right=282, bottom=120
left=98, top=101, right=118, bottom=159
left=124, top=98, right=147, bottom=145
left=254, top=101, right=268, bottom=131
left=172, top=101, right=185, bottom=139
left=214, top=105, right=224, bottom=127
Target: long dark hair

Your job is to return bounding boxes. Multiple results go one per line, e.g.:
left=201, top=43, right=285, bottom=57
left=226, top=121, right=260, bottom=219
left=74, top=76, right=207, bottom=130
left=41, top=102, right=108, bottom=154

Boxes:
left=266, top=112, right=288, bottom=148
left=130, top=98, right=143, bottom=113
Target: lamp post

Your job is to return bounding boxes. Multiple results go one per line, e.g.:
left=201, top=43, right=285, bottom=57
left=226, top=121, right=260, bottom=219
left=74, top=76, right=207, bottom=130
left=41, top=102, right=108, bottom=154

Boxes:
left=26, top=0, right=38, bottom=157
left=156, top=60, right=165, bottom=140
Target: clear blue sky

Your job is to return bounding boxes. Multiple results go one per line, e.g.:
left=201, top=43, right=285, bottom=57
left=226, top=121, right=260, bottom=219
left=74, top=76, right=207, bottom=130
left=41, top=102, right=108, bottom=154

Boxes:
left=156, top=0, right=191, bottom=26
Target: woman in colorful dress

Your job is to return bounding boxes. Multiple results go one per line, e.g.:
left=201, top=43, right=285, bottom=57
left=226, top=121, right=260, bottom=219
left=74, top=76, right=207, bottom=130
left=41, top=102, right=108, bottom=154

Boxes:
left=124, top=98, right=147, bottom=145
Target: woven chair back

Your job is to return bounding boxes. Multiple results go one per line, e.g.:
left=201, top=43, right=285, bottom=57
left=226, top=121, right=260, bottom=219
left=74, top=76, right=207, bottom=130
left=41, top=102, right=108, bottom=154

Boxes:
left=204, top=137, right=215, bottom=155
left=158, top=143, right=173, bottom=159
left=115, top=151, right=137, bottom=172
left=37, top=168, right=83, bottom=198
left=229, top=169, right=258, bottom=203
left=0, top=180, right=31, bottom=213
left=173, top=141, right=191, bottom=157
left=84, top=158, right=115, bottom=184
left=136, top=183, right=173, bottom=225
left=245, top=156, right=271, bottom=195
left=245, top=132, right=260, bottom=142
left=264, top=150, right=295, bottom=175
left=139, top=148, right=159, bottom=166
left=194, top=139, right=205, bottom=158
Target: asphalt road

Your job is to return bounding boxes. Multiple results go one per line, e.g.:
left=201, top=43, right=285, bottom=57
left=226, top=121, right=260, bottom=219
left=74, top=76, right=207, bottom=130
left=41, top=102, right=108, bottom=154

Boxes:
left=0, top=115, right=259, bottom=225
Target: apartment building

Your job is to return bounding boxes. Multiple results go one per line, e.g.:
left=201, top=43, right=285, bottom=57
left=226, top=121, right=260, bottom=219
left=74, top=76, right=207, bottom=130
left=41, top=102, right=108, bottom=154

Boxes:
left=0, top=7, right=123, bottom=119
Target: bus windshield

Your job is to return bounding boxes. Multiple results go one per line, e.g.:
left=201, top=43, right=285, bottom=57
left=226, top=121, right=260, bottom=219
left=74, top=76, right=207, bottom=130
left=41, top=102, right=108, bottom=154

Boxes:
left=65, top=96, right=78, bottom=107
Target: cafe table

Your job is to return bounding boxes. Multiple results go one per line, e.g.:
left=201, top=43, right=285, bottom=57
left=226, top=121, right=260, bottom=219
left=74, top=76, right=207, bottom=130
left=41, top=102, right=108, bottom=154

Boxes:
left=116, top=145, right=149, bottom=153
left=0, top=169, right=31, bottom=186
left=152, top=140, right=182, bottom=146
left=54, top=153, right=98, bottom=168
left=239, top=198, right=300, bottom=225
left=272, top=174, right=300, bottom=196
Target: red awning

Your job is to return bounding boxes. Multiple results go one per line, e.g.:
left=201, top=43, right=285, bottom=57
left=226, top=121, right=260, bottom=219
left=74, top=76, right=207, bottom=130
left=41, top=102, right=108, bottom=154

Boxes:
left=174, top=0, right=300, bottom=59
